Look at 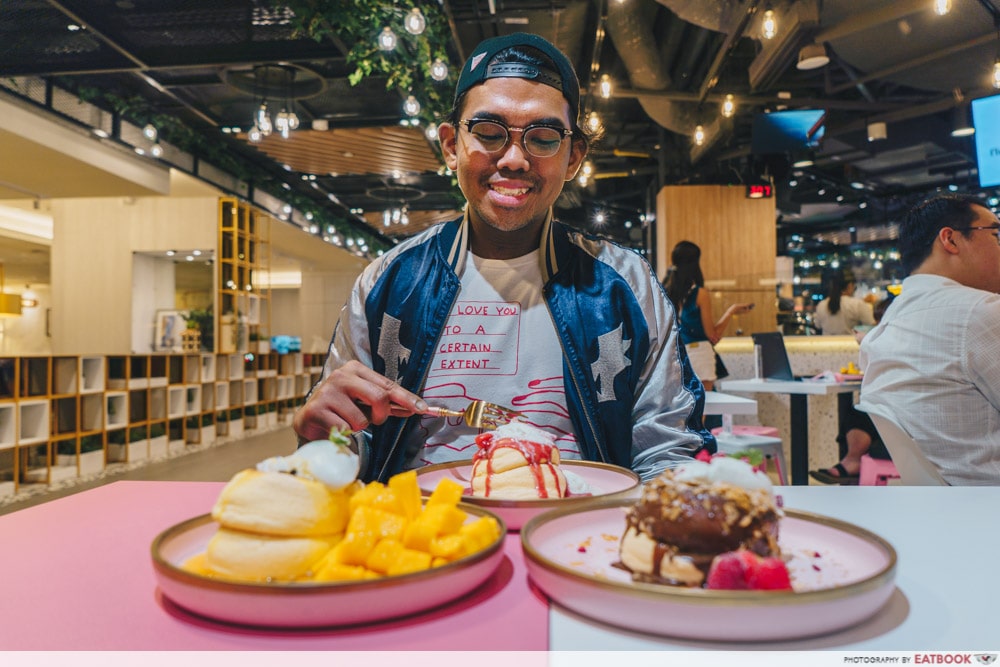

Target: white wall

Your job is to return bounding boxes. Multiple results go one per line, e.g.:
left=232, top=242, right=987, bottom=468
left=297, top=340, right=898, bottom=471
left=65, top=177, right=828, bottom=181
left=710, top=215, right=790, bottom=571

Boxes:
left=0, top=285, right=51, bottom=355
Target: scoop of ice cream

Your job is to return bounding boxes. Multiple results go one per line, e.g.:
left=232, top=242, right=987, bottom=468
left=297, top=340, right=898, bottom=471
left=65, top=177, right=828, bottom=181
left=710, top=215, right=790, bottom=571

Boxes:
left=257, top=436, right=359, bottom=491
left=618, top=457, right=781, bottom=587
left=563, top=470, right=593, bottom=496
left=470, top=421, right=568, bottom=500
left=673, top=456, right=774, bottom=491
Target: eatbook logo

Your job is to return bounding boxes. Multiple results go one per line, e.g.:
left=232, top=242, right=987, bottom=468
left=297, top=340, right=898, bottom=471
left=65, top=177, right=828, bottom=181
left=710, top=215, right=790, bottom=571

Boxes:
left=975, top=655, right=997, bottom=665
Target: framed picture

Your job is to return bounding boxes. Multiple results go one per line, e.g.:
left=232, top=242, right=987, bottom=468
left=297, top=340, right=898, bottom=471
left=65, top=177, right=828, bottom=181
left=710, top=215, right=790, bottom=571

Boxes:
left=154, top=310, right=182, bottom=352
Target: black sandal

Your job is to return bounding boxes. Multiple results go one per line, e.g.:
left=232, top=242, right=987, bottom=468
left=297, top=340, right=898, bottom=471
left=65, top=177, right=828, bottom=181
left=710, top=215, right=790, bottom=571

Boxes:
left=809, top=463, right=860, bottom=485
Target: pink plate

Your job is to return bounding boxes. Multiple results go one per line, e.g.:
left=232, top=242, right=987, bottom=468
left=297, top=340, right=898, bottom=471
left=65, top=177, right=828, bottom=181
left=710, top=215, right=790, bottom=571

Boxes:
left=150, top=503, right=506, bottom=628
left=416, top=460, right=641, bottom=531
left=521, top=499, right=897, bottom=642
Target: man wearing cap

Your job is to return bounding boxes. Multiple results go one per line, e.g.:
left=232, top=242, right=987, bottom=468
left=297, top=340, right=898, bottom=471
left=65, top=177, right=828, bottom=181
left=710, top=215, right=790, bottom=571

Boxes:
left=294, top=32, right=713, bottom=483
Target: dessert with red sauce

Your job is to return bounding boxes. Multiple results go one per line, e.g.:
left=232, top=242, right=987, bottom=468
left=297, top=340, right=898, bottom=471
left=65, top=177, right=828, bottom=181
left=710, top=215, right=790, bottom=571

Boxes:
left=470, top=421, right=569, bottom=500
left=618, top=457, right=783, bottom=588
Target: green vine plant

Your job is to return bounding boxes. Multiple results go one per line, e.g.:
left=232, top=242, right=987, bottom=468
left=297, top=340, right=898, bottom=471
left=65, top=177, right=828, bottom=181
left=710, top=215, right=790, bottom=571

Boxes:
left=69, top=83, right=391, bottom=255
left=55, top=2, right=469, bottom=257
left=278, top=0, right=456, bottom=127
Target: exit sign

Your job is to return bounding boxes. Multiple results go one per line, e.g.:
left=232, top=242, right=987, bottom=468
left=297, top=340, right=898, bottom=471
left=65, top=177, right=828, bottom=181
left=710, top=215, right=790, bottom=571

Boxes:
left=746, top=183, right=774, bottom=199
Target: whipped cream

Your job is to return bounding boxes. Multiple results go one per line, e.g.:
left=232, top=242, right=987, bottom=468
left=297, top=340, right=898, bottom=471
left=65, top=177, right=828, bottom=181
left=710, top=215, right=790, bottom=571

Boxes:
left=673, top=456, right=773, bottom=491
left=490, top=419, right=556, bottom=446
left=257, top=440, right=359, bottom=491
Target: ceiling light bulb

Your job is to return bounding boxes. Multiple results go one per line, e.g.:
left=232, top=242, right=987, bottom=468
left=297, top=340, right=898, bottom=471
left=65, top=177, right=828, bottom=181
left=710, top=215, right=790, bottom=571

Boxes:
left=582, top=160, right=594, bottom=176
left=150, top=143, right=163, bottom=158
left=933, top=0, right=951, bottom=15
left=993, top=58, right=1000, bottom=89
left=693, top=125, right=705, bottom=146
left=403, top=95, right=421, bottom=116
left=424, top=123, right=438, bottom=141
left=599, top=74, right=612, bottom=99
left=248, top=125, right=263, bottom=143
left=587, top=112, right=601, bottom=132
left=287, top=112, right=299, bottom=130
left=378, top=26, right=397, bottom=51
left=142, top=124, right=157, bottom=141
left=721, top=94, right=736, bottom=118
left=274, top=109, right=289, bottom=132
left=404, top=8, right=426, bottom=35
left=430, top=58, right=448, bottom=81
left=761, top=10, right=777, bottom=40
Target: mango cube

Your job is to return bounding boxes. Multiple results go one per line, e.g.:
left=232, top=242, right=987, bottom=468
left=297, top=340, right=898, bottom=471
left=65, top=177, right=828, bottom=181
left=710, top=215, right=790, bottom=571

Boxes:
left=347, top=505, right=407, bottom=541
left=426, top=477, right=464, bottom=507
left=349, top=482, right=406, bottom=516
left=337, top=530, right=379, bottom=566
left=429, top=534, right=464, bottom=560
left=402, top=517, right=436, bottom=552
left=313, top=562, right=378, bottom=582
left=459, top=517, right=501, bottom=556
left=388, top=470, right=422, bottom=519
left=386, top=548, right=433, bottom=576
left=365, top=538, right=405, bottom=574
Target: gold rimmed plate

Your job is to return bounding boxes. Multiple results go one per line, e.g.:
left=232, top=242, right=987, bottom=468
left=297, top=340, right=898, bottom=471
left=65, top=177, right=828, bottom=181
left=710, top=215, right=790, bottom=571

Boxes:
left=521, top=499, right=897, bottom=642
left=416, top=460, right=641, bottom=531
left=151, top=503, right=506, bottom=628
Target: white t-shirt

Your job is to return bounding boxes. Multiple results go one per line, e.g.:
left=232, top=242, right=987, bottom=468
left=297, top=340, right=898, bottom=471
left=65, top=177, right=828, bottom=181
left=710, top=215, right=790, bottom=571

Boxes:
left=406, top=250, right=579, bottom=468
left=814, top=295, right=874, bottom=335
left=859, top=273, right=1000, bottom=484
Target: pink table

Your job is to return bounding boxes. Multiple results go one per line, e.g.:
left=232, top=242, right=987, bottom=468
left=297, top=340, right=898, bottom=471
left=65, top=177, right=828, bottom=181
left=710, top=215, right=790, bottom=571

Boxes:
left=0, top=481, right=549, bottom=650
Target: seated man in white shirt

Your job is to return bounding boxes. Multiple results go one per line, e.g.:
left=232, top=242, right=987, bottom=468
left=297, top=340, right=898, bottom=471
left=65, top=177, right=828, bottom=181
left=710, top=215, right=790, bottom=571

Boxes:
left=858, top=194, right=1000, bottom=485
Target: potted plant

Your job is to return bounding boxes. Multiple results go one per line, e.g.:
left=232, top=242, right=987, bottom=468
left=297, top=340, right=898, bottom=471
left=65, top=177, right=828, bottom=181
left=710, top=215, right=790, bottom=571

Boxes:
left=106, top=428, right=127, bottom=462
left=200, top=412, right=216, bottom=446
left=148, top=422, right=167, bottom=458
left=127, top=424, right=149, bottom=462
left=79, top=434, right=105, bottom=475
left=215, top=409, right=229, bottom=437
left=184, top=308, right=213, bottom=352
left=55, top=439, right=77, bottom=468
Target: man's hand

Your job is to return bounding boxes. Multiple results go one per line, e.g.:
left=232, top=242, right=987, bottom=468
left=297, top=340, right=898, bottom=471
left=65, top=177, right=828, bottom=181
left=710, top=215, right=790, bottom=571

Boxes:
left=292, top=360, right=428, bottom=442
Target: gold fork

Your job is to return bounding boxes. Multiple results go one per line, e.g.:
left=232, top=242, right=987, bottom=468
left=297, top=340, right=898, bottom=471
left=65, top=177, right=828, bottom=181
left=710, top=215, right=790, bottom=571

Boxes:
left=424, top=400, right=523, bottom=429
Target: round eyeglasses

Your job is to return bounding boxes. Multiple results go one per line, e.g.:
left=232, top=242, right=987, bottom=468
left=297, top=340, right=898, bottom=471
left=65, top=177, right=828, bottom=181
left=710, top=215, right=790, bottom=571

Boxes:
left=458, top=118, right=572, bottom=158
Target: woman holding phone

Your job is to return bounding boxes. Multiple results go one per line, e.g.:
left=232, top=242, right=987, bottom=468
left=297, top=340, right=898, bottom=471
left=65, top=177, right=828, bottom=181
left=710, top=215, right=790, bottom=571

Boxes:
left=663, top=240, right=754, bottom=391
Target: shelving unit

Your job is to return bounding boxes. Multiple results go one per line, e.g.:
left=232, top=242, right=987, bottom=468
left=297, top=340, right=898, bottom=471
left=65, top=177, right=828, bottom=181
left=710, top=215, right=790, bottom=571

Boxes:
left=217, top=198, right=270, bottom=356
left=0, top=350, right=313, bottom=497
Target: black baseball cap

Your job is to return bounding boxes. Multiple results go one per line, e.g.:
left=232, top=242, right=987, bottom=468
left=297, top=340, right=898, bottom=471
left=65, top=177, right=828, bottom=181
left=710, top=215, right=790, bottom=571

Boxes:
left=454, top=32, right=580, bottom=122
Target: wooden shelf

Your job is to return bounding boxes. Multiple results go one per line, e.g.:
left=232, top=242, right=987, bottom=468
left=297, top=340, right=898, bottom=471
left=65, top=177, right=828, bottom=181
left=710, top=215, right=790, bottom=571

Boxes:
left=0, top=350, right=314, bottom=497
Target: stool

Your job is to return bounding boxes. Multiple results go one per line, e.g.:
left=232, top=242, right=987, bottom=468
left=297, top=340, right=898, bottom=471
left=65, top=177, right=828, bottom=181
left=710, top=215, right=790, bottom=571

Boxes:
left=713, top=431, right=788, bottom=485
left=859, top=454, right=900, bottom=486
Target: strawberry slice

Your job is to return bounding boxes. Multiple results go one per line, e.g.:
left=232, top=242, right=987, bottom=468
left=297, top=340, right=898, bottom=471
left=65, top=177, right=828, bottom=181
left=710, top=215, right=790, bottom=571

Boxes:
left=705, top=550, right=793, bottom=591
left=747, top=556, right=793, bottom=590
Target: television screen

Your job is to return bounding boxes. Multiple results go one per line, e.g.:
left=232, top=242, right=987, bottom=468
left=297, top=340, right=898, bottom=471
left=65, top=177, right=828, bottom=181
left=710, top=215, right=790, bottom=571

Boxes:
left=751, top=109, right=826, bottom=154
left=972, top=94, right=1000, bottom=188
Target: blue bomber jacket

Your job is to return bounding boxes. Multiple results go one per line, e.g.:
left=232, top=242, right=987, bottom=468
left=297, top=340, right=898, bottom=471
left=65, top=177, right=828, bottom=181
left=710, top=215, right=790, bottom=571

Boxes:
left=320, top=213, right=714, bottom=482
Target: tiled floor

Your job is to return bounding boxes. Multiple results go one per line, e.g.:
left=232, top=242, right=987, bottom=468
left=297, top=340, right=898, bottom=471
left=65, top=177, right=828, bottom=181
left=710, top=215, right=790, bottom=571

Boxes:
left=0, top=425, right=298, bottom=516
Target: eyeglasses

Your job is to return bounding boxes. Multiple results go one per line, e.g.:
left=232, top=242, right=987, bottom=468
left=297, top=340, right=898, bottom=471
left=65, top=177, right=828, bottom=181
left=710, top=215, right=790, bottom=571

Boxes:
left=458, top=118, right=572, bottom=158
left=960, top=224, right=1000, bottom=244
